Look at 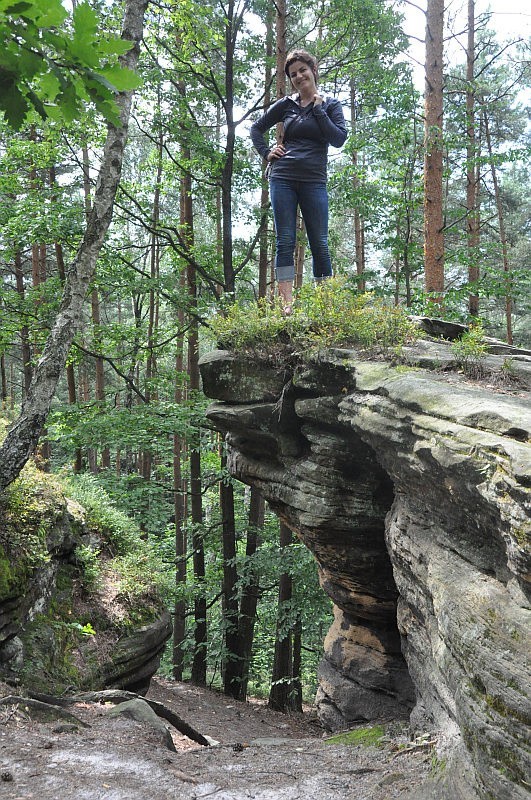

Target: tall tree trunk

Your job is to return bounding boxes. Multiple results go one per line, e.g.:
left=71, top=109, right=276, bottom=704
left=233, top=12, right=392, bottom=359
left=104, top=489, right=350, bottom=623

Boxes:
left=466, top=0, right=480, bottom=316
left=275, top=0, right=287, bottom=100
left=179, top=138, right=207, bottom=686
left=172, top=134, right=188, bottom=677
left=13, top=250, right=33, bottom=396
left=234, top=486, right=264, bottom=700
left=0, top=0, right=148, bottom=493
left=258, top=7, right=274, bottom=300
left=482, top=107, right=513, bottom=344
left=83, top=135, right=108, bottom=472
left=291, top=618, right=303, bottom=712
left=142, top=127, right=163, bottom=482
left=394, top=223, right=401, bottom=306
left=50, top=166, right=82, bottom=472
left=401, top=108, right=419, bottom=307
left=0, top=355, right=7, bottom=409
left=9, top=362, right=15, bottom=410
left=268, top=522, right=294, bottom=711
left=220, top=448, right=240, bottom=697
left=424, top=0, right=445, bottom=299
left=294, top=214, right=305, bottom=288
left=28, top=142, right=51, bottom=471
left=220, top=0, right=238, bottom=294
left=34, top=242, right=51, bottom=472
left=350, top=79, right=366, bottom=291
left=189, top=454, right=206, bottom=684
left=173, top=275, right=187, bottom=680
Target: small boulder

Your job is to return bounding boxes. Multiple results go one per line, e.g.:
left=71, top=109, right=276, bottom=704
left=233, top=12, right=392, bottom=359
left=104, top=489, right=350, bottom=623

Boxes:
left=106, top=697, right=176, bottom=751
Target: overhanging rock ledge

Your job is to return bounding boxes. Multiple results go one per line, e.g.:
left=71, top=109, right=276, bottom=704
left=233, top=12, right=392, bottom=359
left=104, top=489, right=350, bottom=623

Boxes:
left=199, top=340, right=530, bottom=800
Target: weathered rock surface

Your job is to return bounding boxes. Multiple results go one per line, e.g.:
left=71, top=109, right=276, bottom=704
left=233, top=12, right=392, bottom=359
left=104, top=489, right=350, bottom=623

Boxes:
left=199, top=338, right=531, bottom=800
left=106, top=698, right=177, bottom=751
left=0, top=476, right=171, bottom=694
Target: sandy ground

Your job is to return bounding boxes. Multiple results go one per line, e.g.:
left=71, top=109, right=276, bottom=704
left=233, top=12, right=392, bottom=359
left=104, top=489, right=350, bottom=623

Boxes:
left=0, top=677, right=436, bottom=800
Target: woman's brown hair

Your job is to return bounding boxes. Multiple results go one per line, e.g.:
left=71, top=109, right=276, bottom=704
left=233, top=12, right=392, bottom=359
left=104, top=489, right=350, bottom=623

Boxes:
left=284, top=50, right=318, bottom=84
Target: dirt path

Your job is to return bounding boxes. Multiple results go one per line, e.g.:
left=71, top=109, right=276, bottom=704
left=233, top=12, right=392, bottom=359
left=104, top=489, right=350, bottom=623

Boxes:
left=0, top=677, right=434, bottom=799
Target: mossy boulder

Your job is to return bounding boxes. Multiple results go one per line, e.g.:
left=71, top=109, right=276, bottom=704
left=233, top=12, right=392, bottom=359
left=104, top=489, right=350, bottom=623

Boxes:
left=0, top=462, right=171, bottom=695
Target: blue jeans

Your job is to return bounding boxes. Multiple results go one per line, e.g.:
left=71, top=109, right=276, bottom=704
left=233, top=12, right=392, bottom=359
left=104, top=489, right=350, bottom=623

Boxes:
left=269, top=179, right=332, bottom=282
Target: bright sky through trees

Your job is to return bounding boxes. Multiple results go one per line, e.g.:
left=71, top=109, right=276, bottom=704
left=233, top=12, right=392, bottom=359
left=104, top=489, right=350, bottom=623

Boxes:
left=399, top=0, right=530, bottom=89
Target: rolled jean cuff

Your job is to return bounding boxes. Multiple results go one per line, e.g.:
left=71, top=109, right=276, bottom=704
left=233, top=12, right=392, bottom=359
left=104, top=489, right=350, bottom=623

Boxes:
left=276, top=264, right=295, bottom=282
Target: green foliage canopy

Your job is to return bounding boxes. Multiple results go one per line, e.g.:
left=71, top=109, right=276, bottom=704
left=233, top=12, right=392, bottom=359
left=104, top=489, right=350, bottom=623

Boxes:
left=0, top=0, right=141, bottom=129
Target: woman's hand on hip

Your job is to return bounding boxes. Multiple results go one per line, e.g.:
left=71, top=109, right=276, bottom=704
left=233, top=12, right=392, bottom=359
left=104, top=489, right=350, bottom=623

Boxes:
left=267, top=143, right=286, bottom=161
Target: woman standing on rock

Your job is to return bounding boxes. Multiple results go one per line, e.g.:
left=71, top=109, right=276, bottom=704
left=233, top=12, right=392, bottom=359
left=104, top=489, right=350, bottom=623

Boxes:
left=250, top=49, right=348, bottom=314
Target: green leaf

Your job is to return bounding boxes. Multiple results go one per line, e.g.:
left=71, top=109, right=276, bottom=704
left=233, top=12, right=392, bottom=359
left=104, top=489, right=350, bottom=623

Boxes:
left=96, top=38, right=135, bottom=57
left=26, top=87, right=46, bottom=119
left=36, top=70, right=61, bottom=101
left=56, top=81, right=81, bottom=123
left=0, top=72, right=29, bottom=128
left=73, top=2, right=98, bottom=40
left=99, top=65, right=142, bottom=92
left=17, top=48, right=44, bottom=80
left=31, top=0, right=67, bottom=27
left=0, top=1, right=33, bottom=14
left=64, top=36, right=101, bottom=69
left=0, top=46, right=21, bottom=71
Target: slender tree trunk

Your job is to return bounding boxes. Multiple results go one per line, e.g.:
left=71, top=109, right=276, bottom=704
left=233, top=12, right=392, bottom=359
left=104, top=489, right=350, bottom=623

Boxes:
left=56, top=237, right=83, bottom=473
left=482, top=107, right=513, bottom=344
left=350, top=79, right=366, bottom=291
left=142, top=127, right=163, bottom=482
left=394, top=223, right=401, bottom=306
left=269, top=522, right=294, bottom=711
left=190, top=442, right=206, bottom=684
left=0, top=355, right=7, bottom=409
left=258, top=7, right=274, bottom=300
left=0, top=0, right=148, bottom=493
left=401, top=109, right=418, bottom=307
left=466, top=0, right=480, bottom=316
left=179, top=139, right=207, bottom=686
left=172, top=138, right=188, bottom=677
left=220, top=448, right=240, bottom=697
left=82, top=136, right=108, bottom=472
left=215, top=101, right=223, bottom=272
left=50, top=164, right=82, bottom=468
left=13, top=250, right=33, bottom=396
left=220, top=0, right=237, bottom=294
left=291, top=618, right=303, bottom=712
left=9, top=362, right=15, bottom=409
left=275, top=0, right=287, bottom=100
left=173, top=275, right=187, bottom=680
left=424, top=0, right=445, bottom=299
left=32, top=236, right=51, bottom=471
left=274, top=0, right=286, bottom=141
left=235, top=486, right=264, bottom=700
left=294, top=214, right=305, bottom=289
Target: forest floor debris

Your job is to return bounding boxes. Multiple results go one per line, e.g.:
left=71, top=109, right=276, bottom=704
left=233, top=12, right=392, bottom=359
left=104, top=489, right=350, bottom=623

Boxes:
left=0, top=677, right=435, bottom=799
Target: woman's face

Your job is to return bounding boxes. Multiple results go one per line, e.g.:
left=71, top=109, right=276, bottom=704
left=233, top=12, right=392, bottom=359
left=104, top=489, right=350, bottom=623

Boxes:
left=288, top=60, right=317, bottom=94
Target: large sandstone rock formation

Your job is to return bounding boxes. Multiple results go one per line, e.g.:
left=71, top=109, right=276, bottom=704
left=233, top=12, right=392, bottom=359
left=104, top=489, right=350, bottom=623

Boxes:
left=199, top=336, right=530, bottom=800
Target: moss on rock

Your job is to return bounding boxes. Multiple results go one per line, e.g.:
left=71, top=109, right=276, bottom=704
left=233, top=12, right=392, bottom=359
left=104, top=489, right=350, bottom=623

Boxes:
left=0, top=459, right=171, bottom=694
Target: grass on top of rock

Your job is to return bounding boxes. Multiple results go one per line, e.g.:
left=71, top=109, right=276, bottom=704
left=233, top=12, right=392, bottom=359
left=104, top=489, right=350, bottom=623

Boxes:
left=210, top=279, right=418, bottom=356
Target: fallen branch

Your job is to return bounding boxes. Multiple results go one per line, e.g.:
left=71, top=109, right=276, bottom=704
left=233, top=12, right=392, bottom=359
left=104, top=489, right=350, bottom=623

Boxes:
left=30, top=689, right=211, bottom=746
